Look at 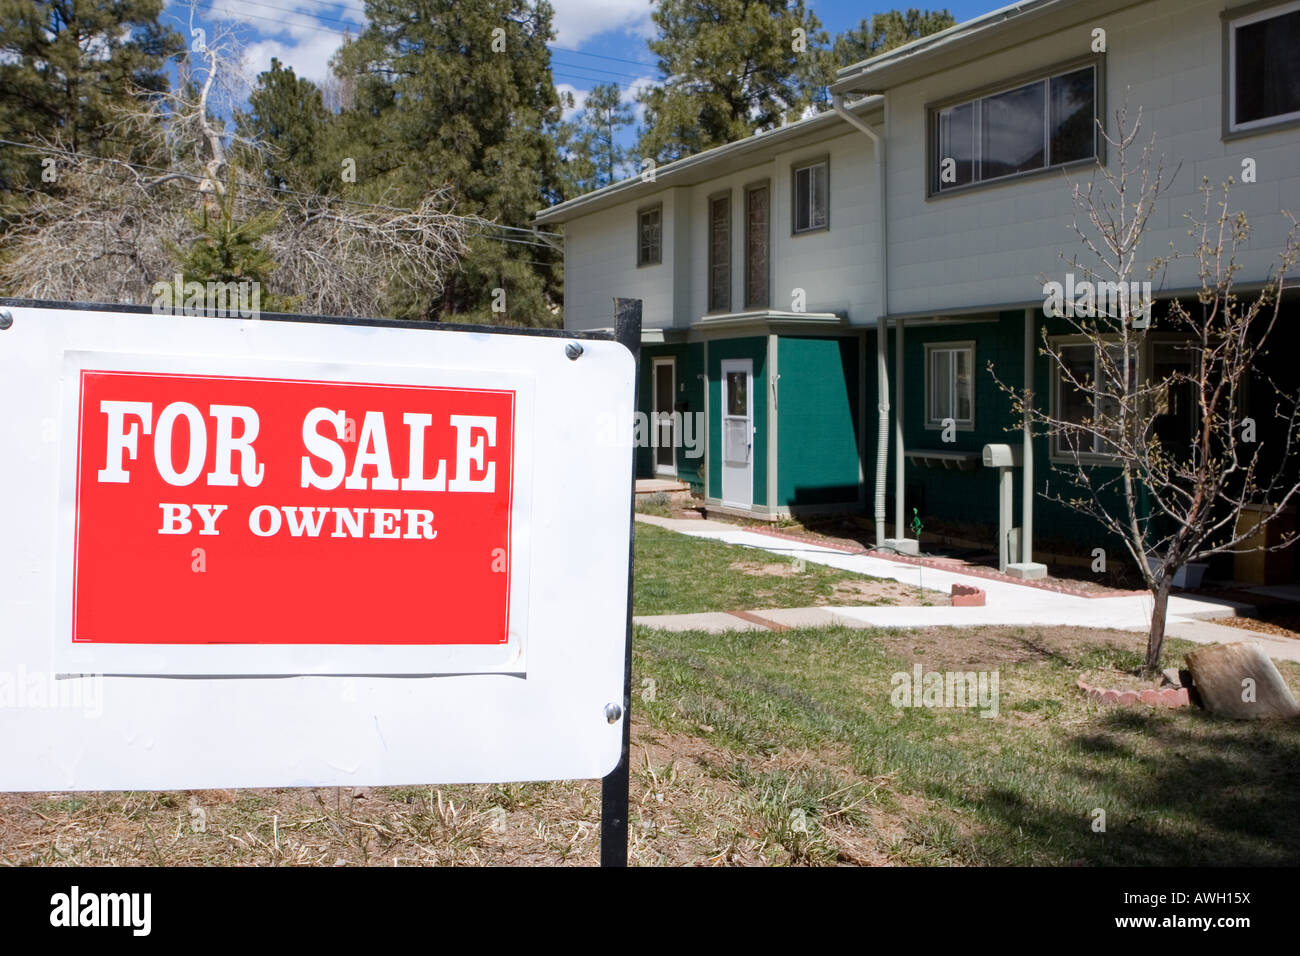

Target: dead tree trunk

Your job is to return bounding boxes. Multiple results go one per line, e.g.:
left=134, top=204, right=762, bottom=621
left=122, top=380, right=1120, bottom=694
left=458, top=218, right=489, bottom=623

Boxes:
left=1185, top=643, right=1300, bottom=719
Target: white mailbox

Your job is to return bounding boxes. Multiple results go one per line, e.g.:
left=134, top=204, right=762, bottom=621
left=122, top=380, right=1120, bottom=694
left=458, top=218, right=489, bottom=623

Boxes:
left=982, top=443, right=1023, bottom=469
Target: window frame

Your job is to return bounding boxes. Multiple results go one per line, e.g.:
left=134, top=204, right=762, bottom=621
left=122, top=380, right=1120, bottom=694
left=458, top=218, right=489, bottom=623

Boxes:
left=743, top=179, right=771, bottom=310
left=925, top=54, right=1105, bottom=199
left=707, top=190, right=732, bottom=314
left=1222, top=0, right=1300, bottom=138
left=636, top=203, right=662, bottom=268
left=923, top=341, right=977, bottom=431
left=791, top=157, right=830, bottom=235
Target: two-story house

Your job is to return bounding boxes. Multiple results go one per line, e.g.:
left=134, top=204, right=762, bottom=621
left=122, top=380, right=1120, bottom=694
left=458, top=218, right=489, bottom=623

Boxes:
left=538, top=0, right=1300, bottom=581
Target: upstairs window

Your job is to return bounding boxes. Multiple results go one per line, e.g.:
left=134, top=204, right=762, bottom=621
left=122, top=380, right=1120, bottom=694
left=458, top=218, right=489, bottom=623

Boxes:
left=744, top=182, right=771, bottom=309
left=637, top=205, right=661, bottom=266
left=708, top=193, right=731, bottom=313
left=792, top=160, right=828, bottom=233
left=933, top=62, right=1098, bottom=194
left=1227, top=1, right=1300, bottom=133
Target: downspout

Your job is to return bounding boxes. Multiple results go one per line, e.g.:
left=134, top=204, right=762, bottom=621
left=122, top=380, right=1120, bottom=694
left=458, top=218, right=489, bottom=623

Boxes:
left=832, top=93, right=889, bottom=547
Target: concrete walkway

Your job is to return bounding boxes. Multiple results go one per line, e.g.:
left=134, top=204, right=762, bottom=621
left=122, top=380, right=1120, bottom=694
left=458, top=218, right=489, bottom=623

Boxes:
left=634, top=514, right=1300, bottom=662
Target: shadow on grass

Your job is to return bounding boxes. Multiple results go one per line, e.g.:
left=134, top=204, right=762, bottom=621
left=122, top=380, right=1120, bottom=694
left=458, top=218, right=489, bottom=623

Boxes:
left=975, top=708, right=1300, bottom=865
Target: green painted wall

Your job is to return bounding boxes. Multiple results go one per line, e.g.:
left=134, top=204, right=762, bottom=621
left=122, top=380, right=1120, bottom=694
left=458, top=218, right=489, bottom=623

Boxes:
left=637, top=342, right=705, bottom=492
left=865, top=311, right=1130, bottom=552
left=708, top=336, right=768, bottom=506
left=777, top=335, right=863, bottom=509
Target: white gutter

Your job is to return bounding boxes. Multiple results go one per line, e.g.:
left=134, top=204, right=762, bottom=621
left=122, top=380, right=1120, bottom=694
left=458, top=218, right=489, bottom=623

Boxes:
left=832, top=93, right=890, bottom=547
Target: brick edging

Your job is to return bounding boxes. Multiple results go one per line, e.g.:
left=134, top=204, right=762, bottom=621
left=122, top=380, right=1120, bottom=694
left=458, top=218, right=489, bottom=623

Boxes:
left=1076, top=671, right=1190, bottom=708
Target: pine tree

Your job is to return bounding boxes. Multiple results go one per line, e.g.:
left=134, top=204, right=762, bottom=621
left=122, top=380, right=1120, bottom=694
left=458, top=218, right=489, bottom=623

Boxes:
left=170, top=180, right=297, bottom=315
left=636, top=0, right=832, bottom=164
left=0, top=0, right=181, bottom=195
left=833, top=9, right=956, bottom=66
left=332, top=0, right=565, bottom=323
left=237, top=58, right=333, bottom=194
left=559, top=83, right=633, bottom=197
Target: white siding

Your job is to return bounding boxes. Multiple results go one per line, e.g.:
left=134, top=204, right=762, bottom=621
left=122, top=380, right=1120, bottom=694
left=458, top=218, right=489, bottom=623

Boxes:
left=884, top=0, right=1300, bottom=315
left=560, top=0, right=1300, bottom=329
left=562, top=132, right=881, bottom=329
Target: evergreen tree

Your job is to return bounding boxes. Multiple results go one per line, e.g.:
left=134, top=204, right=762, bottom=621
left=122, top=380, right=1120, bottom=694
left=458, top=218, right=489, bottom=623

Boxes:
left=636, top=0, right=832, bottom=163
left=170, top=180, right=297, bottom=314
left=559, top=83, right=633, bottom=197
left=333, top=0, right=565, bottom=323
left=833, top=9, right=957, bottom=66
left=237, top=58, right=333, bottom=194
left=0, top=0, right=181, bottom=194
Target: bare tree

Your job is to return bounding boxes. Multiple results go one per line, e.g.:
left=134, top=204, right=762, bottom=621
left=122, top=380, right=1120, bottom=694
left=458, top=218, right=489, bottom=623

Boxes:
left=996, top=102, right=1300, bottom=678
left=0, top=7, right=474, bottom=317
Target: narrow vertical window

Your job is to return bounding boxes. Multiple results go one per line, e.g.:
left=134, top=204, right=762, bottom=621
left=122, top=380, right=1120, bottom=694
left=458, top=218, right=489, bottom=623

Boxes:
left=792, top=160, right=828, bottom=233
left=708, top=193, right=731, bottom=313
left=744, top=183, right=770, bottom=309
left=637, top=205, right=661, bottom=266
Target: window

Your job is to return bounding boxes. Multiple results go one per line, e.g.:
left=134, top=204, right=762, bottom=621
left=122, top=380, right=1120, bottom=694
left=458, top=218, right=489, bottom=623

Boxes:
left=636, top=205, right=661, bottom=266
left=708, top=193, right=731, bottom=313
left=1227, top=1, right=1300, bottom=133
left=925, top=343, right=975, bottom=428
left=933, top=63, right=1098, bottom=193
left=792, top=160, right=828, bottom=233
left=1052, top=341, right=1138, bottom=459
left=744, top=182, right=770, bottom=309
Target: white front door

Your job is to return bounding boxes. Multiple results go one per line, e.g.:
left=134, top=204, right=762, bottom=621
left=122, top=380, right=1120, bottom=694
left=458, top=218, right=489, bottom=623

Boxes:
left=720, top=359, right=753, bottom=509
left=652, top=358, right=677, bottom=476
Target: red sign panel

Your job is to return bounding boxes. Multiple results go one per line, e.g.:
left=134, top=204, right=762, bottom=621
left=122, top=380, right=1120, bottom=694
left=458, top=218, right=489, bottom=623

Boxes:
left=72, top=371, right=515, bottom=645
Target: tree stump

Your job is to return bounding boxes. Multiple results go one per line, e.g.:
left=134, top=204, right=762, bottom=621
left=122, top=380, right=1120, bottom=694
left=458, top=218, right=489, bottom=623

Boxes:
left=1184, top=643, right=1300, bottom=719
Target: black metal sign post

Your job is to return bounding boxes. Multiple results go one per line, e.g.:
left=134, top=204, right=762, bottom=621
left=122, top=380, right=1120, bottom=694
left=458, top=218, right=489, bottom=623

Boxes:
left=600, top=297, right=641, bottom=867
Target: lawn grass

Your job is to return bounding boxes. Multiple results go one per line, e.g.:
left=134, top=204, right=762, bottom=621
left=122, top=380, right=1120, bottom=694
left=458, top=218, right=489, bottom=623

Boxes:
left=6, top=522, right=1298, bottom=866
left=633, top=623, right=1300, bottom=865
left=10, top=623, right=1295, bottom=866
left=633, top=520, right=936, bottom=616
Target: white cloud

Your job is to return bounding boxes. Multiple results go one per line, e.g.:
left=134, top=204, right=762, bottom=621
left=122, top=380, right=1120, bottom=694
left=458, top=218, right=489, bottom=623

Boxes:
left=199, top=0, right=360, bottom=84
left=549, top=0, right=652, bottom=46
left=625, top=74, right=657, bottom=124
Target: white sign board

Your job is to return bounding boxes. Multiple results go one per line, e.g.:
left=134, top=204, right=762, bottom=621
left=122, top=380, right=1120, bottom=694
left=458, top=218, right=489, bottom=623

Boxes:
left=0, top=305, right=635, bottom=790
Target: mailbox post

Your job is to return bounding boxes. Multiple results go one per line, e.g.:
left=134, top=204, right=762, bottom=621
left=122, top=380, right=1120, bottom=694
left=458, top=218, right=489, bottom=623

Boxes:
left=982, top=443, right=1021, bottom=573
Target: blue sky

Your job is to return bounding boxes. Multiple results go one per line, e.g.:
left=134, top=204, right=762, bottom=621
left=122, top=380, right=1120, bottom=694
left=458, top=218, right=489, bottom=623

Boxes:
left=165, top=0, right=1002, bottom=118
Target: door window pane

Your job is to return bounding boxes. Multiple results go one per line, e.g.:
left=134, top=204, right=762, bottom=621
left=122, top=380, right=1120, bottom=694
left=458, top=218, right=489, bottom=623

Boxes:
left=726, top=371, right=747, bottom=417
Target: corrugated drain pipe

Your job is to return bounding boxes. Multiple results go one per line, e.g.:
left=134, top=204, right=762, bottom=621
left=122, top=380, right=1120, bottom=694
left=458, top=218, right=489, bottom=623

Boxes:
left=831, top=93, right=889, bottom=547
